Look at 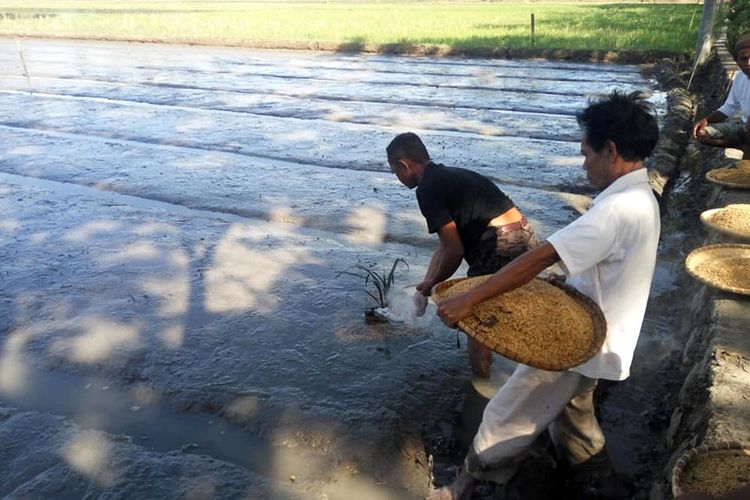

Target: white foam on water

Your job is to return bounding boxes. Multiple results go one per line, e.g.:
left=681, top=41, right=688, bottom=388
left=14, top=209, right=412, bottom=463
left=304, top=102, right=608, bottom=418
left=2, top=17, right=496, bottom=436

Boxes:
left=377, top=287, right=437, bottom=327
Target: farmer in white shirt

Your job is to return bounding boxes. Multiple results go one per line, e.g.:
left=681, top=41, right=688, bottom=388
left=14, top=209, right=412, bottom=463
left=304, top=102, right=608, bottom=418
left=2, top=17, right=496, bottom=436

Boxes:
left=693, top=32, right=750, bottom=158
left=430, top=91, right=660, bottom=499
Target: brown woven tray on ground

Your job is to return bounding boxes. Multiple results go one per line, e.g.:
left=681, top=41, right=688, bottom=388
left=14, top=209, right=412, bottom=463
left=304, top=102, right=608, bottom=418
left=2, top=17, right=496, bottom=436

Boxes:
left=685, top=244, right=750, bottom=295
left=700, top=204, right=750, bottom=240
left=705, top=160, right=750, bottom=189
left=432, top=276, right=606, bottom=371
left=672, top=441, right=750, bottom=497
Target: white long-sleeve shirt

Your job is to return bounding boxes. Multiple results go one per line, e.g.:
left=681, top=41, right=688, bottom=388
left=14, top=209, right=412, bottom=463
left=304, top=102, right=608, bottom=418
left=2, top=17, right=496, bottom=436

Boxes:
left=718, top=71, right=750, bottom=122
left=547, top=169, right=660, bottom=381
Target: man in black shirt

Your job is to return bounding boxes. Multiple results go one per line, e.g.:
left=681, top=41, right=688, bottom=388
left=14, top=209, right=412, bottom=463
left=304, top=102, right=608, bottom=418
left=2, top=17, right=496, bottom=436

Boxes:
left=386, top=132, right=538, bottom=378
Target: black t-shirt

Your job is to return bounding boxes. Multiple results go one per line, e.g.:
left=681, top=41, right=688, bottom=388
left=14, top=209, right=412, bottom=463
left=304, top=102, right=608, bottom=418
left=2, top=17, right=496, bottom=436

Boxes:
left=416, top=162, right=515, bottom=251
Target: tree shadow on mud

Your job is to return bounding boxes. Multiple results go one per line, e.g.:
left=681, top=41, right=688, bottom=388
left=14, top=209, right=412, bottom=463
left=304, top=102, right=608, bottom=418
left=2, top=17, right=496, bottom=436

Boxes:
left=0, top=39, right=623, bottom=498
left=0, top=167, right=463, bottom=498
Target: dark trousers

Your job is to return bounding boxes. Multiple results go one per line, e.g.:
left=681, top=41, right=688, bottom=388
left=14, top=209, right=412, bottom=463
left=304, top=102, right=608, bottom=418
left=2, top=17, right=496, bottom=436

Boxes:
left=462, top=220, right=539, bottom=377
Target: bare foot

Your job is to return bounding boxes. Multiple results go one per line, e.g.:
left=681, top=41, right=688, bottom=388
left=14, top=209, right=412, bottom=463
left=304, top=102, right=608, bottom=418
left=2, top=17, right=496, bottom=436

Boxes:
left=427, top=469, right=474, bottom=500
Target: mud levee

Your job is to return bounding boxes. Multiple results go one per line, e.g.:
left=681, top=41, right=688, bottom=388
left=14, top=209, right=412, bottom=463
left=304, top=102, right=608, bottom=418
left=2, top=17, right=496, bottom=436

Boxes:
left=3, top=33, right=686, bottom=65
left=650, top=40, right=750, bottom=499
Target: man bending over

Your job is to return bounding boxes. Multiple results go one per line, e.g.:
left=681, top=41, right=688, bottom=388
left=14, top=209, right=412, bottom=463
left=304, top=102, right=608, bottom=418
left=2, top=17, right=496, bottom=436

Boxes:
left=387, top=132, right=538, bottom=378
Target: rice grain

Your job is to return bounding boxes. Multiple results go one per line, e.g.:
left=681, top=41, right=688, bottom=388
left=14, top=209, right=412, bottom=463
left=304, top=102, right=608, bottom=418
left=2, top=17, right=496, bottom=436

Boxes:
left=435, top=277, right=602, bottom=370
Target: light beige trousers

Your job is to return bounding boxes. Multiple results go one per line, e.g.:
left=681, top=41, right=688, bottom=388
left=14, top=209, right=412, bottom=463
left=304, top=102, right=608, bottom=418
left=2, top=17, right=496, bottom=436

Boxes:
left=465, top=364, right=606, bottom=483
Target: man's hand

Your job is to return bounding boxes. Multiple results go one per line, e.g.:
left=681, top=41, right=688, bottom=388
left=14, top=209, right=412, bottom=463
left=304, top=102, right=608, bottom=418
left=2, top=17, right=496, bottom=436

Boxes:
left=413, top=291, right=428, bottom=317
left=693, top=117, right=709, bottom=138
left=436, top=292, right=475, bottom=327
left=415, top=279, right=434, bottom=297
left=435, top=244, right=561, bottom=328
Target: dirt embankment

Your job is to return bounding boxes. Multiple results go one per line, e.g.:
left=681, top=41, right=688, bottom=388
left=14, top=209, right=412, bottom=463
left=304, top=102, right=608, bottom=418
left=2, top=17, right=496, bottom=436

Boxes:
left=422, top=56, right=706, bottom=500
left=646, top=43, right=750, bottom=499
left=5, top=33, right=687, bottom=65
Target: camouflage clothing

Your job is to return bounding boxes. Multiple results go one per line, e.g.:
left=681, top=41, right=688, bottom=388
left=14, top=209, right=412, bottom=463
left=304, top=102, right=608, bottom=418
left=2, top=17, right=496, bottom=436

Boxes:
left=465, top=218, right=539, bottom=277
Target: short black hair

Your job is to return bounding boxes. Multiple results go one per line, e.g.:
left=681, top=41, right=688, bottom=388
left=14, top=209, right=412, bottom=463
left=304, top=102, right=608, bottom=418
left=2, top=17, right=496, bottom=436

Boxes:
left=732, top=31, right=750, bottom=58
left=386, top=132, right=430, bottom=164
left=576, top=91, right=659, bottom=162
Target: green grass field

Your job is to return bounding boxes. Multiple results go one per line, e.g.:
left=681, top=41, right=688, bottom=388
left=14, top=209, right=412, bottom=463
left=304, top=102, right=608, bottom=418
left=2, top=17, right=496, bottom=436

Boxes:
left=0, top=1, right=700, bottom=54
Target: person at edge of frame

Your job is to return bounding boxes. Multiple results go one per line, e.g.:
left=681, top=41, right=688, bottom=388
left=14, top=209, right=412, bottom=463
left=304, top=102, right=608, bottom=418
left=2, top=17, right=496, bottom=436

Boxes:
left=692, top=32, right=750, bottom=159
left=386, top=132, right=538, bottom=379
left=430, top=90, right=661, bottom=499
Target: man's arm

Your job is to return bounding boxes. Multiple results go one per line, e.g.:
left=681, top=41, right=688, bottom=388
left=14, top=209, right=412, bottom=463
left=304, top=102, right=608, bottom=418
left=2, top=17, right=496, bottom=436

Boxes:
left=415, top=221, right=464, bottom=296
left=695, top=77, right=739, bottom=138
left=436, top=242, right=560, bottom=326
left=693, top=110, right=729, bottom=138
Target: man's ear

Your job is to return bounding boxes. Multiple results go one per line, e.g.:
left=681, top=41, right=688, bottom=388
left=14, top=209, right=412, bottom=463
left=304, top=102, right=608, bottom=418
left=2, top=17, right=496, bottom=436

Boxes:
left=605, top=140, right=619, bottom=163
left=399, top=159, right=414, bottom=171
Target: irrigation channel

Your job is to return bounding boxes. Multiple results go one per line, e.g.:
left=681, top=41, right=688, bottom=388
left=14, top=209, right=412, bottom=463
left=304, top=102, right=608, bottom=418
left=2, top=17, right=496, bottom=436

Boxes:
left=0, top=39, right=683, bottom=498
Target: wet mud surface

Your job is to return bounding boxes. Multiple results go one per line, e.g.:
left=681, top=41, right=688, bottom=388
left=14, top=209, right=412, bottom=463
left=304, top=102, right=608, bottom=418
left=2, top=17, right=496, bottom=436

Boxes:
left=0, top=39, right=677, bottom=498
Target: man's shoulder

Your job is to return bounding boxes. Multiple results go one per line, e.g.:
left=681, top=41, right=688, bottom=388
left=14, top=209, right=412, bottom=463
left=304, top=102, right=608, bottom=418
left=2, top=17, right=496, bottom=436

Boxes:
left=432, top=163, right=492, bottom=184
left=427, top=162, right=461, bottom=176
left=420, top=162, right=496, bottom=196
left=595, top=185, right=656, bottom=214
left=591, top=187, right=658, bottom=232
left=422, top=162, right=461, bottom=184
left=731, top=71, right=750, bottom=89
left=416, top=164, right=445, bottom=197
left=429, top=161, right=476, bottom=173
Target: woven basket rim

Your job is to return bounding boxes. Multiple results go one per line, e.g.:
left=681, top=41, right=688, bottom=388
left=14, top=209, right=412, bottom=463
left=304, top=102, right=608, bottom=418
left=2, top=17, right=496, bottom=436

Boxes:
left=705, top=164, right=750, bottom=189
left=431, top=276, right=606, bottom=371
left=685, top=243, right=750, bottom=296
left=671, top=441, right=750, bottom=497
left=700, top=205, right=750, bottom=240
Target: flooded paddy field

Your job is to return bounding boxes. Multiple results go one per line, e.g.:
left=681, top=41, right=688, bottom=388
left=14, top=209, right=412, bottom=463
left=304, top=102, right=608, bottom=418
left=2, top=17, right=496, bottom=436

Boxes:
left=0, top=39, right=679, bottom=498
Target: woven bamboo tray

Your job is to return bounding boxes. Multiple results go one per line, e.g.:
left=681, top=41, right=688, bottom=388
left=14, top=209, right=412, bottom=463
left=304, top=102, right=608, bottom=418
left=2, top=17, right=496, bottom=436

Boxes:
left=700, top=204, right=750, bottom=240
left=685, top=244, right=750, bottom=295
left=705, top=160, right=750, bottom=189
left=431, top=276, right=606, bottom=371
left=672, top=441, right=750, bottom=497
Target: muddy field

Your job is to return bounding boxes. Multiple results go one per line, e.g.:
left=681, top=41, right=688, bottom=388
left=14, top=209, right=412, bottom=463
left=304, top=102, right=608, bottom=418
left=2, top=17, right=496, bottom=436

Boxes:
left=0, top=39, right=684, bottom=499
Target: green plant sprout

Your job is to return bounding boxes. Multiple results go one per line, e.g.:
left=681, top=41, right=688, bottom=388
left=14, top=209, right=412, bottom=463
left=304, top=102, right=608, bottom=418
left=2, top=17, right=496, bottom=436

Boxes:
left=337, top=258, right=408, bottom=308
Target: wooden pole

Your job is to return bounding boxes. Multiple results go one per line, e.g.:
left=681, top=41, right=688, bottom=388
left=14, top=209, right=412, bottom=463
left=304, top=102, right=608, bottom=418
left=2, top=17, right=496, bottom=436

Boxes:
left=695, top=0, right=719, bottom=66
left=531, top=13, right=535, bottom=47
left=16, top=39, right=32, bottom=94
